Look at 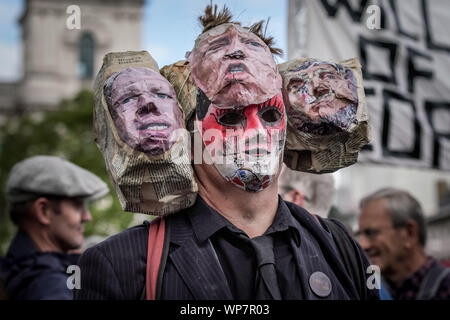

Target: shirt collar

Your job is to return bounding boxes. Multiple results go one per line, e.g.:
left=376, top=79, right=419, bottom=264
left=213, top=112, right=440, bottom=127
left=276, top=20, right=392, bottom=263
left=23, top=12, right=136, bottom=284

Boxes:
left=6, top=230, right=39, bottom=260
left=269, top=197, right=301, bottom=246
left=189, top=196, right=233, bottom=243
left=189, top=195, right=301, bottom=246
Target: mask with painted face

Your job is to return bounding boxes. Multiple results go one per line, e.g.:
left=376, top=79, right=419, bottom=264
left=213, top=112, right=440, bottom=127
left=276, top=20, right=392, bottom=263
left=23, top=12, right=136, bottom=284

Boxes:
left=94, top=51, right=197, bottom=216
left=283, top=60, right=358, bottom=135
left=279, top=58, right=370, bottom=173
left=107, top=67, right=184, bottom=156
left=189, top=23, right=282, bottom=109
left=196, top=93, right=286, bottom=192
left=188, top=6, right=285, bottom=192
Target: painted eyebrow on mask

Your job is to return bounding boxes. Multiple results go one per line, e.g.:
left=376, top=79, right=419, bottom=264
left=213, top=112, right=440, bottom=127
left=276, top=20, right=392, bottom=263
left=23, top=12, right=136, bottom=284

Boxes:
left=114, top=85, right=141, bottom=105
left=206, top=36, right=230, bottom=51
left=149, top=86, right=172, bottom=95
left=115, top=85, right=173, bottom=105
left=317, top=70, right=344, bottom=80
left=239, top=35, right=264, bottom=47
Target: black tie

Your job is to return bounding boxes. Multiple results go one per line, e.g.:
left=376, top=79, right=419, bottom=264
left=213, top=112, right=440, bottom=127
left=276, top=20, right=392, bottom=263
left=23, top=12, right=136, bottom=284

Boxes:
left=250, top=236, right=282, bottom=300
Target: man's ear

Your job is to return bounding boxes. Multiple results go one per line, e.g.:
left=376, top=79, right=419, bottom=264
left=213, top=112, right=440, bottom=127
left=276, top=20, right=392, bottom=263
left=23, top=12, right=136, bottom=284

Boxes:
left=403, top=220, right=420, bottom=248
left=283, top=189, right=305, bottom=207
left=30, top=197, right=53, bottom=226
left=292, top=190, right=305, bottom=207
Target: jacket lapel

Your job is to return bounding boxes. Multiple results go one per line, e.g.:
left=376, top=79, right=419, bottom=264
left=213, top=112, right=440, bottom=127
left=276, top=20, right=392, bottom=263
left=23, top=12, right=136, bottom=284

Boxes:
left=169, top=237, right=233, bottom=300
left=286, top=201, right=360, bottom=299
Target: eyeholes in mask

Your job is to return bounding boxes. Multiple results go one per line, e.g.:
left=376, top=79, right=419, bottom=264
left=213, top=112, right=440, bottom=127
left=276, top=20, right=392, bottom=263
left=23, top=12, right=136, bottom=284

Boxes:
left=216, top=110, right=245, bottom=127
left=259, top=107, right=282, bottom=125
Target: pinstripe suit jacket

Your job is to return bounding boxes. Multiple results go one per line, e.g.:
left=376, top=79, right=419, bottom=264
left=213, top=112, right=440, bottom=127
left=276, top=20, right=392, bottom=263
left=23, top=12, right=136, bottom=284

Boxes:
left=74, top=197, right=376, bottom=300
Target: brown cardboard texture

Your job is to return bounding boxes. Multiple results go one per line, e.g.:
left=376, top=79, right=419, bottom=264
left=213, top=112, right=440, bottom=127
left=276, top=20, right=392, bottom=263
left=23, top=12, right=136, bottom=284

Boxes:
left=93, top=51, right=198, bottom=216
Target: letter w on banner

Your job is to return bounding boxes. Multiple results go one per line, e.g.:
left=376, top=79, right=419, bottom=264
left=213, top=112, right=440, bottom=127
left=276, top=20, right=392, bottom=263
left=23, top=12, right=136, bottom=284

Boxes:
left=288, top=0, right=450, bottom=171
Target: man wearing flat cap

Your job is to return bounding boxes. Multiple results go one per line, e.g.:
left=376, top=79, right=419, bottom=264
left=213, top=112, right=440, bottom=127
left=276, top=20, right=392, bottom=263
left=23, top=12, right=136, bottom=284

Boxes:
left=0, top=155, right=108, bottom=300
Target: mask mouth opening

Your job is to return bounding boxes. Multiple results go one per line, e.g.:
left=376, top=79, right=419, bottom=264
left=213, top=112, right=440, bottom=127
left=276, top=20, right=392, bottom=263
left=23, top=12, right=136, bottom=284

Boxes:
left=244, top=148, right=271, bottom=157
left=138, top=122, right=170, bottom=131
left=227, top=63, right=247, bottom=74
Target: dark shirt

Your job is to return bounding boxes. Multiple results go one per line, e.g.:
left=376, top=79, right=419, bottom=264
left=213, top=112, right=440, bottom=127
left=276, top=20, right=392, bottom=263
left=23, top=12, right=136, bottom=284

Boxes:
left=386, top=257, right=450, bottom=300
left=190, top=196, right=302, bottom=299
left=164, top=196, right=352, bottom=299
left=0, top=230, right=79, bottom=300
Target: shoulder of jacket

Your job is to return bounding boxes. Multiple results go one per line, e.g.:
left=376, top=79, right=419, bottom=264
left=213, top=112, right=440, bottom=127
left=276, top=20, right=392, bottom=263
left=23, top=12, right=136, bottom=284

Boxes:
left=84, top=223, right=149, bottom=257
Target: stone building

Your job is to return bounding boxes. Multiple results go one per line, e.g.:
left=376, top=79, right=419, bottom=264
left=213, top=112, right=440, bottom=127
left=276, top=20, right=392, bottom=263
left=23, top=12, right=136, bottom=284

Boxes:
left=0, top=0, right=144, bottom=115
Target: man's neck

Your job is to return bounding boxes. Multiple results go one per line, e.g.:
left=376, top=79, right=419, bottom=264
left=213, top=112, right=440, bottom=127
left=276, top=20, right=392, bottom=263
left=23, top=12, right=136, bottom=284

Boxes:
left=22, top=223, right=62, bottom=253
left=194, top=163, right=279, bottom=239
left=387, top=248, right=427, bottom=286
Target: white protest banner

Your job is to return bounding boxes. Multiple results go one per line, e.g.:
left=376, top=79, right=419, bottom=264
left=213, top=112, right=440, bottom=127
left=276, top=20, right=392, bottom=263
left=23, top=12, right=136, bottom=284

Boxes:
left=288, top=0, right=450, bottom=170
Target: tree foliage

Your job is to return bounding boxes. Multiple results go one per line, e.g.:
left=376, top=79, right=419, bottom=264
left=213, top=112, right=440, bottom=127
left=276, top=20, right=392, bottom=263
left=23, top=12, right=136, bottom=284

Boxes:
left=0, top=90, right=140, bottom=255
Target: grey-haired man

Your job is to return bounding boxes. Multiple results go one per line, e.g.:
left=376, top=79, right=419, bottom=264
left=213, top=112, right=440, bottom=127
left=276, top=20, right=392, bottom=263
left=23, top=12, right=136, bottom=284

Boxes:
left=357, top=188, right=450, bottom=300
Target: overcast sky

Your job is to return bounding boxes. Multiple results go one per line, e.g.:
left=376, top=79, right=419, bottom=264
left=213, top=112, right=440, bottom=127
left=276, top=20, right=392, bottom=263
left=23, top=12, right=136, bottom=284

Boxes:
left=0, top=0, right=287, bottom=81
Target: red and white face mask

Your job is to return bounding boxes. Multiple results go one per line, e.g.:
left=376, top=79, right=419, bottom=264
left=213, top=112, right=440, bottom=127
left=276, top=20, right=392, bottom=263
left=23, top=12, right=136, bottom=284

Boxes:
left=196, top=93, right=286, bottom=192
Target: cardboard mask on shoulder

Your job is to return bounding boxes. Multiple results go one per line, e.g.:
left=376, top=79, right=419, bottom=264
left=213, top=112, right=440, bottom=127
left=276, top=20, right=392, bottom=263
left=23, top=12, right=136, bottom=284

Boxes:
left=94, top=51, right=197, bottom=216
left=279, top=58, right=370, bottom=173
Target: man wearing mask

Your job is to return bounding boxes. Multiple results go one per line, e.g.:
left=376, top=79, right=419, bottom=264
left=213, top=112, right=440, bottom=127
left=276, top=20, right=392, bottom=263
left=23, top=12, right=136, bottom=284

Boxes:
left=0, top=156, right=108, bottom=299
left=76, top=5, right=378, bottom=300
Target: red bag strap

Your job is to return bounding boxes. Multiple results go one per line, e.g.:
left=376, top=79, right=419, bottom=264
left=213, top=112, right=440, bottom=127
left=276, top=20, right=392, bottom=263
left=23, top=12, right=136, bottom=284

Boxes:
left=145, top=217, right=166, bottom=300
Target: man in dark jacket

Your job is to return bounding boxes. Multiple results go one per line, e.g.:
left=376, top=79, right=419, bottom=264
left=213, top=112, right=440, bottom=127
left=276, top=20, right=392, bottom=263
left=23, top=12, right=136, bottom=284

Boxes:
left=0, top=156, right=108, bottom=300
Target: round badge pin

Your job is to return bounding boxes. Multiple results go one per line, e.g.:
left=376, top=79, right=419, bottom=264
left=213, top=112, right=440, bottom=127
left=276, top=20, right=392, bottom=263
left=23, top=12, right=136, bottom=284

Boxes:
left=309, top=271, right=332, bottom=298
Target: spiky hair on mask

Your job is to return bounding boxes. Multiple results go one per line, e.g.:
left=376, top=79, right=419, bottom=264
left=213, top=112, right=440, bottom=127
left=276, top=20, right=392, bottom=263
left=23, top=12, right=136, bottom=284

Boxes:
left=198, top=4, right=283, bottom=56
left=199, top=4, right=235, bottom=33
